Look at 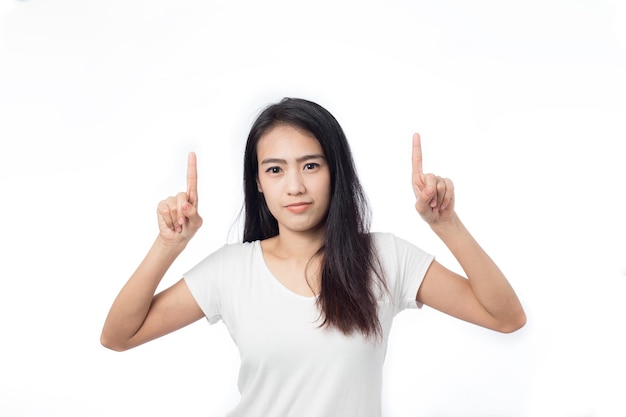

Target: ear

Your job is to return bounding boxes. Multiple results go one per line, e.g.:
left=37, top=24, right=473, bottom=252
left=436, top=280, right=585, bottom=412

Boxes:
left=256, top=179, right=263, bottom=193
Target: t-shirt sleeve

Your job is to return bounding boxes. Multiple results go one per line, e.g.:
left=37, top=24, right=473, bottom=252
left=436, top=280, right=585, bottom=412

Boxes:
left=183, top=245, right=227, bottom=325
left=375, top=233, right=435, bottom=311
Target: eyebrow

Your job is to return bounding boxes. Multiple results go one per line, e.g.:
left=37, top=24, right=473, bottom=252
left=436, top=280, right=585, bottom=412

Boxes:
left=260, top=154, right=326, bottom=165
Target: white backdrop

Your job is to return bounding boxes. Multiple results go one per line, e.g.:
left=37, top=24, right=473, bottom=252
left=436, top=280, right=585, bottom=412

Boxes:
left=1, top=1, right=625, bottom=416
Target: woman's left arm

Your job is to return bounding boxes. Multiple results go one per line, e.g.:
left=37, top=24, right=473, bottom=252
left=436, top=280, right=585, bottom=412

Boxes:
left=411, top=133, right=526, bottom=333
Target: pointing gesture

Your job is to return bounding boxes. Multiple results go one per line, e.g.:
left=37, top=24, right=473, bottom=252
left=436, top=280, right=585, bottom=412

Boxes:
left=411, top=133, right=455, bottom=225
left=187, top=151, right=199, bottom=207
left=156, top=152, right=203, bottom=245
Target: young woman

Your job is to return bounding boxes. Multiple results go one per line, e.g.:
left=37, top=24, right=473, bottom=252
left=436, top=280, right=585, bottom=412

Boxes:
left=101, top=97, right=526, bottom=416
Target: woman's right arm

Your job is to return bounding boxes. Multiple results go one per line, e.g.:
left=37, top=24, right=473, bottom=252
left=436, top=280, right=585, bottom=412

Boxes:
left=100, top=152, right=204, bottom=351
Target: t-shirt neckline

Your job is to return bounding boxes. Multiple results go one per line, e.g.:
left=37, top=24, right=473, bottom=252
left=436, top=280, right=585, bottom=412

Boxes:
left=255, top=240, right=319, bottom=301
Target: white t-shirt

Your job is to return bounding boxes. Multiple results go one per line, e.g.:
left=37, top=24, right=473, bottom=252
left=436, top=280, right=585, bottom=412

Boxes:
left=184, top=232, right=434, bottom=417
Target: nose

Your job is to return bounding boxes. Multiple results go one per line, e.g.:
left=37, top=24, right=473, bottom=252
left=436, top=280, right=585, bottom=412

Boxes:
left=286, top=170, right=305, bottom=195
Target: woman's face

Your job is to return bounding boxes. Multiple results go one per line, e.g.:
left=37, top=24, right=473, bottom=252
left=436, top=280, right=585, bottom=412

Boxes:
left=256, top=124, right=331, bottom=238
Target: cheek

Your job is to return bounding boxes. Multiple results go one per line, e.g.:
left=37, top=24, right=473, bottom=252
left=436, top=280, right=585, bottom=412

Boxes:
left=256, top=174, right=271, bottom=194
left=318, top=175, right=332, bottom=204
left=323, top=173, right=332, bottom=195
left=258, top=179, right=278, bottom=204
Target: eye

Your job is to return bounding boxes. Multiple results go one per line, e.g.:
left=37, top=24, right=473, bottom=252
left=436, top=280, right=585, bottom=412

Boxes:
left=303, top=162, right=320, bottom=171
left=265, top=166, right=282, bottom=174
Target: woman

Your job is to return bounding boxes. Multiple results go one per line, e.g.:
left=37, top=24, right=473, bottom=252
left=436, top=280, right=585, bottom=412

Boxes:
left=101, top=97, right=526, bottom=416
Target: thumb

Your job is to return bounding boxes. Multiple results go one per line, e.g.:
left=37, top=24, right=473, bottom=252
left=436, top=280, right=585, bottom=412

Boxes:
left=414, top=186, right=436, bottom=216
left=182, top=202, right=203, bottom=229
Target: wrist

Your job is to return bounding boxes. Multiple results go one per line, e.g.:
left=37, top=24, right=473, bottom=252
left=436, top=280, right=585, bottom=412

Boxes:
left=429, top=214, right=465, bottom=238
left=153, top=235, right=188, bottom=258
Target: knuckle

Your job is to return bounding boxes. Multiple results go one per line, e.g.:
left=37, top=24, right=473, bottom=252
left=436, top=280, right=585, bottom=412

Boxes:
left=157, top=201, right=169, bottom=214
left=161, top=196, right=176, bottom=208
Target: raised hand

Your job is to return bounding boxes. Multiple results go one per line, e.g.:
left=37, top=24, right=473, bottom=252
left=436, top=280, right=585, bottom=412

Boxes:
left=411, top=133, right=455, bottom=226
left=156, top=152, right=203, bottom=245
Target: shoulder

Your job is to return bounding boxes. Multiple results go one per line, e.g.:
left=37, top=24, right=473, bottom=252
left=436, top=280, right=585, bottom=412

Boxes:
left=369, top=232, right=434, bottom=284
left=370, top=232, right=430, bottom=259
left=370, top=231, right=395, bottom=247
left=216, top=240, right=259, bottom=258
left=186, top=240, right=260, bottom=276
left=369, top=232, right=435, bottom=308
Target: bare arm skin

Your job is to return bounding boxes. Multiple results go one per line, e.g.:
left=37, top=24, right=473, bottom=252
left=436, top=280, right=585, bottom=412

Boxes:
left=411, top=133, right=526, bottom=333
left=100, top=153, right=205, bottom=351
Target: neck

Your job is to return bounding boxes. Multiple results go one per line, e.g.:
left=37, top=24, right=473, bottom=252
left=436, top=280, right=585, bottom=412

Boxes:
left=271, top=227, right=326, bottom=261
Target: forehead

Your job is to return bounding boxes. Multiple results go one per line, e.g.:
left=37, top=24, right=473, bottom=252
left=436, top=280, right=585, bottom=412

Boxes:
left=257, top=124, right=323, bottom=158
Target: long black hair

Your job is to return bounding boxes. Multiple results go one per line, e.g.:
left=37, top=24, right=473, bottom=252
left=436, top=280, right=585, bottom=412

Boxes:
left=243, top=97, right=384, bottom=339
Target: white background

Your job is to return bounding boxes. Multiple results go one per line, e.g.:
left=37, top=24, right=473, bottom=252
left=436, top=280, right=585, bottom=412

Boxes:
left=1, top=0, right=625, bottom=416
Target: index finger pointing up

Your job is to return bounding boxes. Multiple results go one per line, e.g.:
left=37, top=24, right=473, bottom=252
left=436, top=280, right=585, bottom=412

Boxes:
left=412, top=133, right=425, bottom=190
left=187, top=151, right=198, bottom=205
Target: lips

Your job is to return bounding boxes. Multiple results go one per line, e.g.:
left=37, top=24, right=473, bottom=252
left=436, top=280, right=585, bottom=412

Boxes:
left=285, top=202, right=311, bottom=213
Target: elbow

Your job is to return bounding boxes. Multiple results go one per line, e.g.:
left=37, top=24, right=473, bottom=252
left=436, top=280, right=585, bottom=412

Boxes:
left=100, top=332, right=132, bottom=352
left=100, top=336, right=124, bottom=352
left=497, top=310, right=527, bottom=334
